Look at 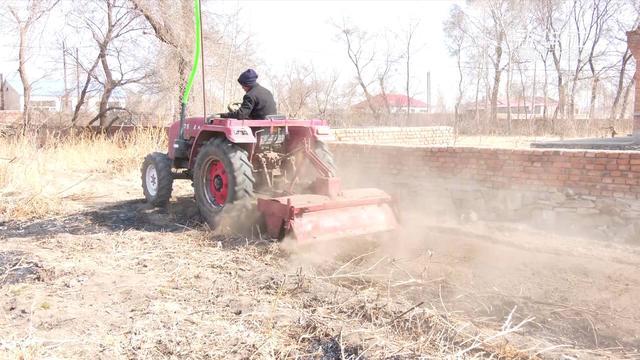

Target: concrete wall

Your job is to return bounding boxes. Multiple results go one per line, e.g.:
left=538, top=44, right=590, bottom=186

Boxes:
left=332, top=126, right=453, bottom=146
left=332, top=143, right=640, bottom=242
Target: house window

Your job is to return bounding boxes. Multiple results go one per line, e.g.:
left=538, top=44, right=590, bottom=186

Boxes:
left=30, top=100, right=57, bottom=111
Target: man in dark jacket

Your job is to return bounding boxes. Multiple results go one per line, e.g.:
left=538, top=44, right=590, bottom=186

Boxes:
left=219, top=69, right=277, bottom=120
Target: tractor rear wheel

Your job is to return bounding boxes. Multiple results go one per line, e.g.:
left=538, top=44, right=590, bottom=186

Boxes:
left=315, top=141, right=337, bottom=177
left=286, top=141, right=338, bottom=192
left=193, top=137, right=255, bottom=230
left=141, top=152, right=173, bottom=206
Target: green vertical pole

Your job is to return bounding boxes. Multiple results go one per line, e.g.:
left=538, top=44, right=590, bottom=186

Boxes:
left=178, top=0, right=202, bottom=141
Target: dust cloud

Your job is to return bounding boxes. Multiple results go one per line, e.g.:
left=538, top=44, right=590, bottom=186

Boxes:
left=282, top=152, right=640, bottom=352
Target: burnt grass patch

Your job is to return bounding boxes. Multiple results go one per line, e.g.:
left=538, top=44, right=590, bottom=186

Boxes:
left=0, top=196, right=202, bottom=239
left=0, top=250, right=47, bottom=286
left=306, top=336, right=365, bottom=360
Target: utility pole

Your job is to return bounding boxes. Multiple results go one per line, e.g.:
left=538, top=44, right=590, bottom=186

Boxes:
left=62, top=41, right=69, bottom=112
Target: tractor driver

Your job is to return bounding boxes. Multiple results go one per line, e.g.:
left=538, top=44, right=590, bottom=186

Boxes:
left=218, top=69, right=277, bottom=120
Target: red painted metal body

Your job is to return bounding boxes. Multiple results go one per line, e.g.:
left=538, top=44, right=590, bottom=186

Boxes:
left=167, top=117, right=333, bottom=168
left=166, top=116, right=397, bottom=242
left=257, top=189, right=398, bottom=243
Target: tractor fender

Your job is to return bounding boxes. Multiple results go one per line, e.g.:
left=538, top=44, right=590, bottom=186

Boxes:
left=311, top=125, right=335, bottom=142
left=192, top=125, right=256, bottom=145
left=187, top=126, right=256, bottom=169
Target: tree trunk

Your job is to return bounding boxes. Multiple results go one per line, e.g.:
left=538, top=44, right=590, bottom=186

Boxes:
left=506, top=59, right=512, bottom=133
left=610, top=48, right=632, bottom=121
left=526, top=62, right=535, bottom=135
left=474, top=71, right=481, bottom=132
left=98, top=86, right=114, bottom=127
left=542, top=58, right=548, bottom=122
left=71, top=56, right=100, bottom=124
left=490, top=70, right=501, bottom=127
left=588, top=76, right=599, bottom=121
left=455, top=44, right=463, bottom=140
left=379, top=78, right=391, bottom=115
left=17, top=25, right=30, bottom=134
left=568, top=70, right=580, bottom=123
left=551, top=40, right=564, bottom=127
left=490, top=45, right=503, bottom=126
left=618, top=78, right=634, bottom=122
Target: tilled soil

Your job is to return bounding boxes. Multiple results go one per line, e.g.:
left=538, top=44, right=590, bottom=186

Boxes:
left=1, top=177, right=640, bottom=359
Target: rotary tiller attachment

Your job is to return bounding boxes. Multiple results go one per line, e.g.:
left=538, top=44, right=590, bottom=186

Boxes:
left=257, top=187, right=398, bottom=243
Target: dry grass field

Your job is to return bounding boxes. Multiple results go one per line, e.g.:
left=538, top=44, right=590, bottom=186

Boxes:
left=1, top=130, right=639, bottom=359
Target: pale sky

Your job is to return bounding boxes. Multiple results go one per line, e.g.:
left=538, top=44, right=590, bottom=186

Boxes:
left=211, top=0, right=463, bottom=105
left=0, top=0, right=463, bottom=106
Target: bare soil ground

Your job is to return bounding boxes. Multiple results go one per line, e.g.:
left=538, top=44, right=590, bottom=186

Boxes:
left=1, top=134, right=639, bottom=359
left=2, top=177, right=640, bottom=359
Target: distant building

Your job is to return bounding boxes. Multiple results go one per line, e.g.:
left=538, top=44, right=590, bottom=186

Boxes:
left=0, top=73, right=128, bottom=114
left=353, top=94, right=429, bottom=114
left=462, top=97, right=561, bottom=120
left=0, top=74, right=21, bottom=111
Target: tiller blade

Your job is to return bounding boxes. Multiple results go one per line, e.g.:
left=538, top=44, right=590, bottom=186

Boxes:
left=257, top=188, right=398, bottom=243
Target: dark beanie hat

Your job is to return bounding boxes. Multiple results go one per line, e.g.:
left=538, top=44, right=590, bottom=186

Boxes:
left=238, top=69, right=258, bottom=86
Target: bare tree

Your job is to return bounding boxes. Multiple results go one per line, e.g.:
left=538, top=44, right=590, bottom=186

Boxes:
left=131, top=0, right=194, bottom=116
left=377, top=46, right=395, bottom=116
left=311, top=67, right=339, bottom=118
left=444, top=5, right=467, bottom=136
left=70, top=54, right=101, bottom=125
left=501, top=1, right=529, bottom=131
left=338, top=24, right=380, bottom=121
left=541, top=0, right=571, bottom=127
left=609, top=11, right=639, bottom=121
left=464, top=0, right=510, bottom=124
left=585, top=0, right=617, bottom=120
left=447, top=0, right=633, bottom=136
left=7, top=0, right=60, bottom=133
left=610, top=47, right=634, bottom=120
left=68, top=0, right=150, bottom=127
left=273, top=63, right=315, bottom=118
left=91, top=1, right=149, bottom=127
left=532, top=0, right=556, bottom=123
left=565, top=0, right=614, bottom=125
left=404, top=21, right=419, bottom=119
left=618, top=78, right=634, bottom=121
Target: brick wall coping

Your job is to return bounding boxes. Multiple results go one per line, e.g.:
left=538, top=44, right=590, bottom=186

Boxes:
left=332, top=142, right=640, bottom=157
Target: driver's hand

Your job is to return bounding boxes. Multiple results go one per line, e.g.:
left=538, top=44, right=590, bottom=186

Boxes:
left=227, top=102, right=241, bottom=112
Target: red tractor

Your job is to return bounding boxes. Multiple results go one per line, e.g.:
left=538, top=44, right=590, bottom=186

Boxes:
left=141, top=115, right=398, bottom=243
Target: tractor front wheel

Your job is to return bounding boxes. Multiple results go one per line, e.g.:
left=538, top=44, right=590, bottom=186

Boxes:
left=141, top=152, right=174, bottom=206
left=193, top=138, right=255, bottom=230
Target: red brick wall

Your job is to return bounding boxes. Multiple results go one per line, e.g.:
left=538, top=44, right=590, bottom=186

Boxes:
left=332, top=143, right=640, bottom=241
left=333, top=145, right=640, bottom=199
